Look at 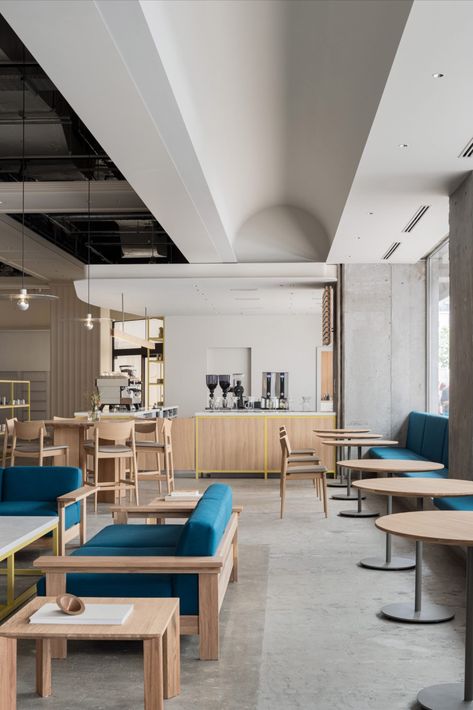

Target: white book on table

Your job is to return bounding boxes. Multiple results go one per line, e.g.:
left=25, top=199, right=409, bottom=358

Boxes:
left=164, top=490, right=202, bottom=501
left=29, top=603, right=134, bottom=625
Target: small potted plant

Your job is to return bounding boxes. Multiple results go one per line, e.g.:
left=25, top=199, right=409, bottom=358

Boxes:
left=89, top=389, right=101, bottom=421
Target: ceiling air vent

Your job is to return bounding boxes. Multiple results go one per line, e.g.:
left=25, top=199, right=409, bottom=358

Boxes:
left=459, top=137, right=473, bottom=158
left=382, top=242, right=401, bottom=260
left=402, top=205, right=430, bottom=233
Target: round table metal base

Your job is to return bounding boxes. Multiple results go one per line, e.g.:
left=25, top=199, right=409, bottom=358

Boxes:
left=418, top=683, right=473, bottom=709
left=327, top=480, right=346, bottom=488
left=381, top=601, right=454, bottom=624
left=339, top=509, right=379, bottom=518
left=359, top=556, right=415, bottom=571
left=331, top=492, right=362, bottom=501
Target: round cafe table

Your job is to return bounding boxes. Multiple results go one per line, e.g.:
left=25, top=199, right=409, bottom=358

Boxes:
left=376, top=511, right=473, bottom=709
left=314, top=430, right=381, bottom=488
left=345, top=460, right=445, bottom=570
left=325, top=440, right=398, bottom=508
left=360, top=477, right=473, bottom=624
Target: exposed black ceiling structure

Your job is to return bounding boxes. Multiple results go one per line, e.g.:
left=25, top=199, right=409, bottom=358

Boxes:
left=0, top=15, right=187, bottom=266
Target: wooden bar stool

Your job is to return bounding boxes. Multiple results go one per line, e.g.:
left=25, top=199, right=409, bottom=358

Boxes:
left=134, top=419, right=168, bottom=495
left=83, top=420, right=139, bottom=512
left=279, top=430, right=328, bottom=519
left=11, top=420, right=69, bottom=466
left=162, top=419, right=175, bottom=494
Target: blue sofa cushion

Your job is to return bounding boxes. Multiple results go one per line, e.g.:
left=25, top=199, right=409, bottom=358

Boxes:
left=420, top=414, right=448, bottom=463
left=0, top=500, right=80, bottom=529
left=0, top=468, right=4, bottom=501
left=406, top=412, right=427, bottom=453
left=38, top=572, right=174, bottom=604
left=401, top=470, right=448, bottom=479
left=369, top=447, right=425, bottom=460
left=72, top=545, right=177, bottom=557
left=84, top=524, right=184, bottom=549
left=176, top=483, right=233, bottom=556
left=2, top=466, right=82, bottom=502
left=433, top=496, right=473, bottom=511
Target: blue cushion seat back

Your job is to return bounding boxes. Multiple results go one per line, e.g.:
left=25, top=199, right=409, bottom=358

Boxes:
left=2, top=466, right=82, bottom=502
left=420, top=414, right=448, bottom=463
left=0, top=468, right=4, bottom=501
left=84, top=524, right=184, bottom=550
left=401, top=471, right=448, bottom=479
left=406, top=412, right=427, bottom=453
left=442, top=425, right=449, bottom=468
left=369, top=447, right=425, bottom=461
left=0, top=500, right=80, bottom=529
left=176, top=484, right=233, bottom=556
left=433, top=496, right=473, bottom=512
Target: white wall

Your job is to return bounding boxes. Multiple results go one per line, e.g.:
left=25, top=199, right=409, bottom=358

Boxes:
left=165, top=314, right=322, bottom=416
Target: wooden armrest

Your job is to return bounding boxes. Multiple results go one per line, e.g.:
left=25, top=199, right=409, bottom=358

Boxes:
left=34, top=555, right=223, bottom=574
left=110, top=503, right=243, bottom=517
left=57, top=485, right=96, bottom=505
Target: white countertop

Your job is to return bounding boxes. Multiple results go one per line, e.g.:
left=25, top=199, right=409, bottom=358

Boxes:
left=0, top=516, right=59, bottom=558
left=74, top=406, right=178, bottom=419
left=195, top=410, right=334, bottom=416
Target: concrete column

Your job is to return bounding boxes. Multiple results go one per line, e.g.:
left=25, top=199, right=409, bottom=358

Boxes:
left=449, top=173, right=473, bottom=480
left=341, top=263, right=426, bottom=441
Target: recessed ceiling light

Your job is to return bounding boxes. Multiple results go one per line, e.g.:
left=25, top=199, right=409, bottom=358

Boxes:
left=229, top=288, right=258, bottom=292
left=432, top=72, right=445, bottom=79
left=368, top=211, right=374, bottom=215
left=398, top=143, right=408, bottom=149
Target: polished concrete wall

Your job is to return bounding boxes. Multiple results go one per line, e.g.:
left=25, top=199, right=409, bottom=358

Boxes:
left=449, top=173, right=473, bottom=480
left=341, top=263, right=426, bottom=441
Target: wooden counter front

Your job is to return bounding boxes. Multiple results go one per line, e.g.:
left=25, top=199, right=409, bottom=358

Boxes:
left=196, top=413, right=336, bottom=478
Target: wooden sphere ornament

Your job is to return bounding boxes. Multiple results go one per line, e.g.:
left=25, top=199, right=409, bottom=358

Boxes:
left=56, top=594, right=85, bottom=616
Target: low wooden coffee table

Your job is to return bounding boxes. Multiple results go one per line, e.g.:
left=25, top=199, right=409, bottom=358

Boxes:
left=376, top=511, right=473, bottom=709
left=0, top=596, right=180, bottom=710
left=363, top=478, right=473, bottom=624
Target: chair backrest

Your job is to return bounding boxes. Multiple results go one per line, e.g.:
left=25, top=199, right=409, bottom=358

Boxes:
left=94, top=420, right=135, bottom=444
left=14, top=419, right=44, bottom=442
left=279, top=426, right=292, bottom=455
left=134, top=420, right=159, bottom=440
left=5, top=417, right=17, bottom=436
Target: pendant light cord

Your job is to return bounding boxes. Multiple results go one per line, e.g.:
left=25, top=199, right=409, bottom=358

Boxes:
left=21, top=72, right=26, bottom=290
left=87, top=173, right=91, bottom=310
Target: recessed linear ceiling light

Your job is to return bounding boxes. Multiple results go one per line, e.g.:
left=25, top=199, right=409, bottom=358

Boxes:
left=234, top=297, right=260, bottom=301
left=432, top=72, right=445, bottom=78
left=229, top=288, right=258, bottom=292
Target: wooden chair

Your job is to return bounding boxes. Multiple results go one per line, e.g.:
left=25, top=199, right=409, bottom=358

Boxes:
left=133, top=419, right=168, bottom=495
left=2, top=417, right=17, bottom=467
left=279, top=430, right=328, bottom=519
left=83, top=420, right=139, bottom=512
left=11, top=420, right=69, bottom=466
left=162, top=418, right=175, bottom=494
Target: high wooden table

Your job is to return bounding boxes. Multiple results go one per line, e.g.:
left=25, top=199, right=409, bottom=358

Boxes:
left=376, top=511, right=473, bottom=709
left=0, top=596, right=180, bottom=710
left=345, top=460, right=445, bottom=571
left=359, top=477, right=473, bottom=624
left=324, top=440, right=398, bottom=508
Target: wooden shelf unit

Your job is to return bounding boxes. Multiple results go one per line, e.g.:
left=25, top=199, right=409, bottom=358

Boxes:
left=0, top=380, right=31, bottom=421
left=146, top=318, right=165, bottom=408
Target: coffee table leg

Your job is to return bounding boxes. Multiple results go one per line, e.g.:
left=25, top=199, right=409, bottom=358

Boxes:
left=163, top=608, right=180, bottom=699
left=382, top=498, right=454, bottom=623
left=332, top=468, right=361, bottom=501
left=417, top=546, right=473, bottom=708
left=36, top=639, right=52, bottom=697
left=339, top=482, right=379, bottom=518
left=360, top=496, right=416, bottom=570
left=144, top=637, right=164, bottom=710
left=0, top=637, right=17, bottom=709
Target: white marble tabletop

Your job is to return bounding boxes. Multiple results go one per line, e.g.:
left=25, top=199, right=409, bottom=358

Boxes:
left=0, top=516, right=59, bottom=558
left=195, top=410, right=331, bottom=417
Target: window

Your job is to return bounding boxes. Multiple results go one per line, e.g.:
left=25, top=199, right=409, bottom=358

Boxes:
left=427, top=240, right=449, bottom=415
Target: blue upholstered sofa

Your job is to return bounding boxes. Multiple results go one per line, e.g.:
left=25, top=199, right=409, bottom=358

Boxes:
left=37, top=483, right=239, bottom=660
left=369, top=411, right=449, bottom=479
left=0, top=466, right=92, bottom=552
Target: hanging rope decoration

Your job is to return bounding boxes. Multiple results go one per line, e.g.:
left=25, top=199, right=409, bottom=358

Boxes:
left=322, top=285, right=333, bottom=346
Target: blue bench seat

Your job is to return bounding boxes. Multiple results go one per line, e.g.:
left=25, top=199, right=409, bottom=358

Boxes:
left=433, top=496, right=473, bottom=512
left=38, top=483, right=233, bottom=616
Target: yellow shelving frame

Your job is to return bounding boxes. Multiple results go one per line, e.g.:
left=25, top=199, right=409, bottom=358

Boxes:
left=0, top=380, right=30, bottom=421
left=146, top=318, right=165, bottom=409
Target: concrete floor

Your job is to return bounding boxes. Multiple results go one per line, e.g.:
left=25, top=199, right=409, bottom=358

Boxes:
left=6, top=477, right=468, bottom=709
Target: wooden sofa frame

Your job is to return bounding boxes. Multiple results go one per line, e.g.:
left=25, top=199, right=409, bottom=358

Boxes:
left=34, top=505, right=241, bottom=661
left=57, top=485, right=95, bottom=555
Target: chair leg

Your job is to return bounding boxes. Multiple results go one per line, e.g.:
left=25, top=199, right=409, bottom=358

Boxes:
left=280, top=477, right=286, bottom=519
left=65, top=448, right=69, bottom=466
left=321, top=474, right=328, bottom=518
left=133, top=453, right=139, bottom=506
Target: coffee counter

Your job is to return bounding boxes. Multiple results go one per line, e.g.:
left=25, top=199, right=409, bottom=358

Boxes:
left=194, top=411, right=336, bottom=478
